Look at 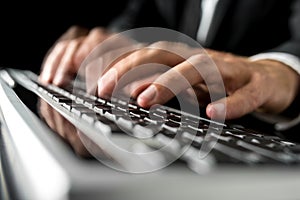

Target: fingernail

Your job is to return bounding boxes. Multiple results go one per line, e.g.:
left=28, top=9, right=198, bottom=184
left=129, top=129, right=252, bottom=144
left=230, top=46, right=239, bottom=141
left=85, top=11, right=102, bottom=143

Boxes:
left=207, top=103, right=225, bottom=119
left=138, top=85, right=157, bottom=107
left=39, top=71, right=51, bottom=83
left=97, top=69, right=118, bottom=96
left=53, top=74, right=64, bottom=85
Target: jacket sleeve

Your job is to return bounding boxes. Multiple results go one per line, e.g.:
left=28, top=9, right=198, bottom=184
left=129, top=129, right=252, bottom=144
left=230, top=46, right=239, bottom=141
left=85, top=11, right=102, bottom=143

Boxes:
left=268, top=0, right=300, bottom=58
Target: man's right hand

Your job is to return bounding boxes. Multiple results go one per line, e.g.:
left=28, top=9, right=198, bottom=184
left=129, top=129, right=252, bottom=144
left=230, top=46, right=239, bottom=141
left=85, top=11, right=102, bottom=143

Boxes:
left=39, top=26, right=112, bottom=85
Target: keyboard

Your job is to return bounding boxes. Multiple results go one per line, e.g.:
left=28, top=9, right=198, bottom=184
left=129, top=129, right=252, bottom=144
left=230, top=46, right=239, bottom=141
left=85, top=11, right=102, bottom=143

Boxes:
left=6, top=69, right=300, bottom=173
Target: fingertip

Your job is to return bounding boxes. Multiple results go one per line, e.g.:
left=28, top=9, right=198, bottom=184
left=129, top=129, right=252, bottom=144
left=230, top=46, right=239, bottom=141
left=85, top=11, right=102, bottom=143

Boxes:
left=53, top=75, right=64, bottom=85
left=97, top=69, right=118, bottom=97
left=206, top=104, right=214, bottom=118
left=97, top=78, right=105, bottom=97
left=38, top=71, right=52, bottom=84
left=38, top=74, right=46, bottom=84
left=206, top=103, right=226, bottom=119
left=52, top=71, right=74, bottom=86
left=96, top=77, right=111, bottom=98
left=137, top=97, right=148, bottom=108
left=137, top=93, right=152, bottom=108
left=137, top=85, right=157, bottom=107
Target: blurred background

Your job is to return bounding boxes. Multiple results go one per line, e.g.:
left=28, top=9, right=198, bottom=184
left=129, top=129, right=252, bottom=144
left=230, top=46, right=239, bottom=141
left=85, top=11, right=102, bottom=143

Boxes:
left=0, top=1, right=128, bottom=73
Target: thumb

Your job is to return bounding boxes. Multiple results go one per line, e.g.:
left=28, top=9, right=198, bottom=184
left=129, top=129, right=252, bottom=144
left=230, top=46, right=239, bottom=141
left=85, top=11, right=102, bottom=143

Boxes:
left=206, top=83, right=264, bottom=120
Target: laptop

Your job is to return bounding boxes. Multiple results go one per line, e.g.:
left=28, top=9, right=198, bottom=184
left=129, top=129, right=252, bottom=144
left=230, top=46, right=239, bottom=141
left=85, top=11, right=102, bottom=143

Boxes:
left=1, top=67, right=300, bottom=200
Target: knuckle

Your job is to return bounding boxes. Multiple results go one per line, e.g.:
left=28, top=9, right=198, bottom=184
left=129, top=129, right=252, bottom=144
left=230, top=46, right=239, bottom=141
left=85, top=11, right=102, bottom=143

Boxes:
left=156, top=84, right=174, bottom=102
left=88, top=27, right=108, bottom=42
left=68, top=25, right=81, bottom=32
left=247, top=87, right=261, bottom=109
left=90, top=27, right=106, bottom=35
left=149, top=41, right=169, bottom=49
left=124, top=50, right=144, bottom=66
left=223, top=56, right=234, bottom=64
left=68, top=38, right=81, bottom=47
left=63, top=26, right=88, bottom=40
left=144, top=48, right=160, bottom=58
left=191, top=53, right=210, bottom=62
left=55, top=40, right=68, bottom=49
left=189, top=54, right=214, bottom=72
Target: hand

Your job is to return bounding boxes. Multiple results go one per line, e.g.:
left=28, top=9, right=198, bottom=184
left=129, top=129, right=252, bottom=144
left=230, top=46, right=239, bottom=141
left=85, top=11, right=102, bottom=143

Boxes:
left=38, top=99, right=112, bottom=158
left=94, top=41, right=300, bottom=120
left=38, top=99, right=91, bottom=157
left=39, top=26, right=113, bottom=85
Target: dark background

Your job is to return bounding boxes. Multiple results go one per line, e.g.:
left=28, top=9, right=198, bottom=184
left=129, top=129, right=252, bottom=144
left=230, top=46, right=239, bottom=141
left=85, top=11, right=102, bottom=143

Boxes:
left=0, top=1, right=128, bottom=73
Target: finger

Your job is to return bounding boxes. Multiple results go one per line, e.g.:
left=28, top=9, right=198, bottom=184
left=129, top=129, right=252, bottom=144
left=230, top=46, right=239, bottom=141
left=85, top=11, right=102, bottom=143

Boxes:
left=97, top=47, right=185, bottom=97
left=72, top=130, right=91, bottom=157
left=39, top=26, right=88, bottom=84
left=85, top=46, right=141, bottom=96
left=77, top=131, right=108, bottom=158
left=62, top=120, right=88, bottom=156
left=74, top=28, right=109, bottom=67
left=187, top=85, right=211, bottom=106
left=129, top=83, right=151, bottom=99
left=121, top=74, right=160, bottom=98
left=38, top=99, right=56, bottom=130
left=81, top=32, right=141, bottom=75
left=85, top=50, right=137, bottom=96
left=52, top=38, right=83, bottom=85
left=209, top=52, right=252, bottom=93
left=58, top=25, right=89, bottom=41
left=51, top=104, right=68, bottom=138
left=39, top=41, right=68, bottom=83
left=85, top=58, right=104, bottom=95
left=206, top=80, right=267, bottom=120
left=137, top=55, right=211, bottom=107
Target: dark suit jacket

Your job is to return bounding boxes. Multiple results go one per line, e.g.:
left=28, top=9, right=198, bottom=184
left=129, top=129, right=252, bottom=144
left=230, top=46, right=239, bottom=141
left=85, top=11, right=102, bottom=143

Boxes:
left=110, top=0, right=300, bottom=57
left=109, top=0, right=300, bottom=139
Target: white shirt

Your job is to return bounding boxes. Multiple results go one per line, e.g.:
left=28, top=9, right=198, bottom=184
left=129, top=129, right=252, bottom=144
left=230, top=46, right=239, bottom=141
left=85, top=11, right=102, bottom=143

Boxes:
left=197, top=0, right=219, bottom=45
left=197, top=0, right=300, bottom=130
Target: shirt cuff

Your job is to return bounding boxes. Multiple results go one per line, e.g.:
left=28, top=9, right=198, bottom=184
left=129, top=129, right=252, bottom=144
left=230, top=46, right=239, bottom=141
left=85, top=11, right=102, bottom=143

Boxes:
left=249, top=52, right=300, bottom=75
left=252, top=112, right=300, bottom=131
left=249, top=52, right=300, bottom=131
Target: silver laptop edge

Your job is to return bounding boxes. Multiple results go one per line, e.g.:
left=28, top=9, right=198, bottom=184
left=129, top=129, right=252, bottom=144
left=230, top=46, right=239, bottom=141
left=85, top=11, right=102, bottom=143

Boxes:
left=1, top=69, right=300, bottom=200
